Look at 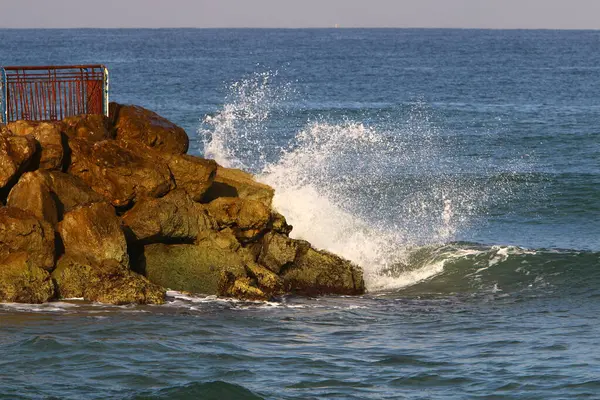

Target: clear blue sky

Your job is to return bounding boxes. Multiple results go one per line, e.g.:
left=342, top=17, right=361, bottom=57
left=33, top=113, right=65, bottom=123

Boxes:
left=2, top=0, right=600, bottom=29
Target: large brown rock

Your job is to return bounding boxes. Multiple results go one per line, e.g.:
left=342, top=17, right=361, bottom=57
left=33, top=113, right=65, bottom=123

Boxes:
left=68, top=139, right=174, bottom=207
left=270, top=211, right=293, bottom=236
left=52, top=255, right=164, bottom=305
left=0, top=124, right=12, bottom=136
left=4, top=120, right=38, bottom=136
left=258, top=233, right=309, bottom=274
left=281, top=247, right=365, bottom=296
left=0, top=134, right=37, bottom=190
left=219, top=274, right=269, bottom=301
left=7, top=171, right=58, bottom=226
left=141, top=231, right=248, bottom=295
left=122, top=190, right=215, bottom=244
left=62, top=114, right=113, bottom=142
left=57, top=202, right=128, bottom=267
left=164, top=154, right=216, bottom=201
left=0, top=253, right=55, bottom=303
left=8, top=121, right=64, bottom=170
left=41, top=171, right=105, bottom=218
left=206, top=197, right=271, bottom=243
left=7, top=170, right=104, bottom=224
left=0, top=207, right=55, bottom=271
left=202, top=165, right=274, bottom=207
left=113, top=103, right=189, bottom=155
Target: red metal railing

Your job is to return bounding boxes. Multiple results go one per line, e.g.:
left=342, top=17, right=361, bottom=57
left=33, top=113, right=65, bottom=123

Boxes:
left=0, top=65, right=109, bottom=123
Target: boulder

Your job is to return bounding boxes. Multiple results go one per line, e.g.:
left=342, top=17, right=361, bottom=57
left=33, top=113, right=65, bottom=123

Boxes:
left=258, top=233, right=309, bottom=274
left=68, top=138, right=174, bottom=207
left=122, top=190, right=215, bottom=244
left=245, top=262, right=284, bottom=297
left=0, top=134, right=37, bottom=190
left=141, top=231, right=248, bottom=295
left=218, top=261, right=283, bottom=301
left=57, top=202, right=128, bottom=267
left=8, top=121, right=64, bottom=170
left=62, top=114, right=113, bottom=142
left=41, top=171, right=105, bottom=218
left=52, top=255, right=164, bottom=305
left=4, top=120, right=38, bottom=136
left=202, top=165, right=274, bottom=207
left=0, top=124, right=12, bottom=136
left=112, top=103, right=189, bottom=155
left=219, top=275, right=269, bottom=301
left=281, top=247, right=365, bottom=296
left=206, top=197, right=271, bottom=243
left=270, top=212, right=293, bottom=235
left=0, top=253, right=55, bottom=303
left=6, top=171, right=58, bottom=226
left=0, top=207, right=55, bottom=271
left=164, top=154, right=216, bottom=201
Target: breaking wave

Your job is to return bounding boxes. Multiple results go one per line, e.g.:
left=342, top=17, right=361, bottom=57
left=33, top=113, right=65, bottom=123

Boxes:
left=200, top=72, right=540, bottom=292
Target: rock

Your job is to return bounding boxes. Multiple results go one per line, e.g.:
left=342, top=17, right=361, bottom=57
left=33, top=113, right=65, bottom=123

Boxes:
left=206, top=197, right=271, bottom=243
left=62, top=114, right=113, bottom=142
left=41, top=171, right=105, bottom=218
left=0, top=253, right=55, bottom=303
left=7, top=170, right=105, bottom=224
left=0, top=125, right=9, bottom=136
left=270, top=212, right=293, bottom=235
left=122, top=190, right=215, bottom=244
left=52, top=255, right=164, bottom=305
left=5, top=120, right=37, bottom=136
left=219, top=274, right=268, bottom=301
left=281, top=247, right=365, bottom=296
left=141, top=231, right=248, bottom=295
left=258, top=233, right=309, bottom=274
left=0, top=134, right=37, bottom=190
left=68, top=138, right=174, bottom=207
left=7, top=171, right=58, bottom=226
left=164, top=154, right=216, bottom=201
left=218, top=261, right=283, bottom=301
left=0, top=207, right=55, bottom=271
left=113, top=103, right=189, bottom=155
left=57, top=202, right=128, bottom=267
left=245, top=262, right=284, bottom=297
left=202, top=165, right=274, bottom=207
left=8, top=121, right=64, bottom=170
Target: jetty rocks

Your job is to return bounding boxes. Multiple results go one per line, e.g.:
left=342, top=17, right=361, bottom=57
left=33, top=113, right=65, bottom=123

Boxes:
left=0, top=104, right=365, bottom=304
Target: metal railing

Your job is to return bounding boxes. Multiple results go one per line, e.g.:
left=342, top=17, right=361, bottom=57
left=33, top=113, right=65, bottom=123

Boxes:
left=0, top=65, right=109, bottom=124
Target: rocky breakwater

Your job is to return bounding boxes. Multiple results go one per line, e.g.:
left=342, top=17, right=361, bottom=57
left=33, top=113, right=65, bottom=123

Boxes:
left=0, top=104, right=365, bottom=305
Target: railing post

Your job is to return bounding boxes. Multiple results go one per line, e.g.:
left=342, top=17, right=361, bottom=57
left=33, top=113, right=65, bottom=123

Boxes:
left=103, top=66, right=109, bottom=117
left=0, top=68, right=6, bottom=124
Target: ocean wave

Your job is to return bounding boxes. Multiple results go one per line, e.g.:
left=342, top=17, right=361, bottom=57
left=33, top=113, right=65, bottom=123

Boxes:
left=385, top=244, right=600, bottom=297
left=130, top=381, right=264, bottom=400
left=200, top=72, right=545, bottom=293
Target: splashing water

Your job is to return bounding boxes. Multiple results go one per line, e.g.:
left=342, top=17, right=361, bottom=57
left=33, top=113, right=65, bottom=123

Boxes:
left=202, top=71, right=291, bottom=171
left=200, top=73, right=526, bottom=291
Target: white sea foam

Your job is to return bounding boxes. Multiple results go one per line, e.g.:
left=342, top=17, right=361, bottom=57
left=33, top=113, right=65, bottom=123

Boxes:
left=200, top=72, right=522, bottom=292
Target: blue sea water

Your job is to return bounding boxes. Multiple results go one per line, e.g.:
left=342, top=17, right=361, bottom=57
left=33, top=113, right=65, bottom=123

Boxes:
left=1, top=28, right=600, bottom=399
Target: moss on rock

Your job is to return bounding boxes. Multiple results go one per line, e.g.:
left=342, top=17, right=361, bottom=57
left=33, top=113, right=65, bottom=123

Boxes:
left=52, top=255, right=165, bottom=305
left=0, top=253, right=55, bottom=303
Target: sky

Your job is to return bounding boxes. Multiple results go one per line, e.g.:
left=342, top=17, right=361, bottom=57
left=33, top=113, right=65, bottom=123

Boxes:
left=2, top=0, right=600, bottom=29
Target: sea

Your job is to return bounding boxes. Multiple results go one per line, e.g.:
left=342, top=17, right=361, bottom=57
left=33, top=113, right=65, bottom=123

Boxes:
left=0, top=29, right=599, bottom=399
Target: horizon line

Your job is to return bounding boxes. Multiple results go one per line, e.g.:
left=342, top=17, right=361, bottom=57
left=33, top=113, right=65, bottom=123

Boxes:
left=1, top=26, right=600, bottom=31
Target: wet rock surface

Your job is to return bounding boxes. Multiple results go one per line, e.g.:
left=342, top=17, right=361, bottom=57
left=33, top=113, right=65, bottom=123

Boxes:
left=112, top=103, right=189, bottom=155
left=68, top=138, right=174, bottom=207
